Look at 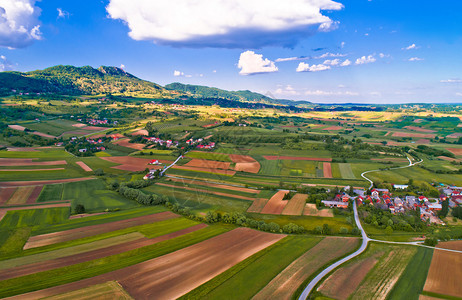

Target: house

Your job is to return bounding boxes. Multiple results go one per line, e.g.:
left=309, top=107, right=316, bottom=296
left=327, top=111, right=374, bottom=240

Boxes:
left=443, top=188, right=453, bottom=196
left=394, top=197, right=403, bottom=207
left=376, top=188, right=389, bottom=194
left=393, top=184, right=408, bottom=190
left=341, top=194, right=350, bottom=202
left=371, top=189, right=380, bottom=199
left=427, top=202, right=442, bottom=211
left=322, top=200, right=348, bottom=209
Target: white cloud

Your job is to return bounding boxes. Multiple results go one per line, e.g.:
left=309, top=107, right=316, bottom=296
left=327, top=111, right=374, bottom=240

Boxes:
left=379, top=53, right=390, bottom=58
left=305, top=90, right=358, bottom=96
left=0, top=0, right=42, bottom=48
left=296, top=62, right=330, bottom=72
left=274, top=84, right=300, bottom=96
left=408, top=57, right=424, bottom=61
left=402, top=43, right=419, bottom=50
left=0, top=54, right=13, bottom=71
left=57, top=8, right=69, bottom=19
left=106, top=0, right=343, bottom=48
left=212, top=70, right=217, bottom=73
left=355, top=55, right=376, bottom=65
left=323, top=59, right=340, bottom=66
left=317, top=52, right=347, bottom=59
left=173, top=70, right=184, bottom=77
left=119, top=64, right=125, bottom=69
left=238, top=51, right=278, bottom=75
left=340, top=59, right=351, bottom=66
left=275, top=56, right=309, bottom=62
left=340, top=41, right=345, bottom=48
left=441, top=79, right=462, bottom=83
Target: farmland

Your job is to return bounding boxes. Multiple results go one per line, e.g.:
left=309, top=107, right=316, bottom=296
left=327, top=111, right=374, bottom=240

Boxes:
left=3, top=93, right=462, bottom=299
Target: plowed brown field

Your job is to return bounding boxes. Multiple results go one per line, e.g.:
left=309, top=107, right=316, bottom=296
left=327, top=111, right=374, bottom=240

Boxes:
left=101, top=156, right=171, bottom=172
left=446, top=148, right=462, bottom=156
left=246, top=198, right=270, bottom=213
left=26, top=186, right=43, bottom=204
left=75, top=161, right=92, bottom=172
left=0, top=159, right=67, bottom=166
left=323, top=162, right=332, bottom=178
left=303, top=203, right=334, bottom=217
left=424, top=250, right=462, bottom=298
left=184, top=159, right=230, bottom=170
left=281, top=194, right=307, bottom=215
left=260, top=190, right=289, bottom=214
left=0, top=177, right=95, bottom=188
left=113, top=138, right=146, bottom=150
left=392, top=132, right=435, bottom=138
left=0, top=187, right=16, bottom=205
left=24, top=211, right=178, bottom=249
left=404, top=126, right=436, bottom=133
left=166, top=177, right=259, bottom=193
left=10, top=228, right=284, bottom=300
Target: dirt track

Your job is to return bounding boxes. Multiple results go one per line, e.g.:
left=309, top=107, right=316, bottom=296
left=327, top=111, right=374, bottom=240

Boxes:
left=9, top=228, right=284, bottom=300
left=0, top=224, right=207, bottom=281
left=0, top=177, right=95, bottom=187
left=24, top=211, right=178, bottom=249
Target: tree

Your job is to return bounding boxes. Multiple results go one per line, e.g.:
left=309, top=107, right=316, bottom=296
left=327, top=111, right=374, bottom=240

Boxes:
left=322, top=223, right=331, bottom=235
left=94, top=168, right=104, bottom=176
left=74, top=204, right=85, bottom=214
left=385, top=226, right=393, bottom=235
left=424, top=237, right=438, bottom=247
left=438, top=199, right=449, bottom=218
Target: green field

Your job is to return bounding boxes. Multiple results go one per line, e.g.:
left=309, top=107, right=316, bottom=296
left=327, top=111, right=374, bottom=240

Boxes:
left=0, top=208, right=70, bottom=229
left=37, top=184, right=64, bottom=202
left=182, top=236, right=322, bottom=300
left=186, top=151, right=232, bottom=162
left=62, top=179, right=138, bottom=212
left=387, top=247, right=434, bottom=300
left=338, top=163, right=356, bottom=179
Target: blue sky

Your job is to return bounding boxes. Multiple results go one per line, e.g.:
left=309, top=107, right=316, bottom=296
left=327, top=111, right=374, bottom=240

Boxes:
left=0, top=0, right=461, bottom=103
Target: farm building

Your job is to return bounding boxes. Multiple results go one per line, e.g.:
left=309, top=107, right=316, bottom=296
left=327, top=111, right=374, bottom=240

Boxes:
left=322, top=200, right=348, bottom=208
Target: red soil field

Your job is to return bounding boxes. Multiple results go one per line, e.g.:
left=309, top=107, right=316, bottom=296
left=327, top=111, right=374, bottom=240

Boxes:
left=416, top=139, right=431, bottom=144
left=392, top=132, right=435, bottom=138
left=203, top=134, right=213, bottom=139
left=0, top=224, right=208, bottom=281
left=404, top=126, right=436, bottom=133
left=318, top=256, right=378, bottom=300
left=323, top=162, right=332, bottom=178
left=0, top=187, right=17, bottom=205
left=260, top=190, right=289, bottom=214
left=76, top=161, right=92, bottom=172
left=202, top=123, right=218, bottom=128
left=10, top=228, right=284, bottom=300
left=264, top=155, right=332, bottom=162
left=185, top=159, right=231, bottom=170
left=247, top=198, right=270, bottom=213
left=113, top=138, right=146, bottom=150
left=23, top=211, right=178, bottom=249
left=446, top=148, right=462, bottom=156
left=384, top=131, right=391, bottom=136
left=72, top=123, right=86, bottom=128
left=438, top=156, right=461, bottom=162
left=166, top=177, right=259, bottom=194
left=233, top=162, right=261, bottom=173
left=101, top=156, right=171, bottom=172
left=171, top=165, right=236, bottom=176
left=8, top=125, right=26, bottom=131
left=156, top=183, right=255, bottom=201
left=0, top=159, right=67, bottom=166
left=228, top=154, right=257, bottom=163
left=0, top=202, right=71, bottom=222
left=446, top=133, right=462, bottom=138
left=281, top=193, right=307, bottom=215
left=437, top=240, right=462, bottom=250
left=424, top=249, right=462, bottom=298
left=322, top=126, right=344, bottom=131
left=26, top=186, right=43, bottom=204
left=131, top=129, right=149, bottom=136
left=109, top=133, right=124, bottom=139
left=0, top=177, right=95, bottom=188
left=81, top=126, right=107, bottom=131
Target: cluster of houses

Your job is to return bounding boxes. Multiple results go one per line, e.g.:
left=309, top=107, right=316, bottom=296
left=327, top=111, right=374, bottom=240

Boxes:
left=144, top=136, right=179, bottom=148
left=186, top=138, right=216, bottom=149
left=322, top=187, right=451, bottom=224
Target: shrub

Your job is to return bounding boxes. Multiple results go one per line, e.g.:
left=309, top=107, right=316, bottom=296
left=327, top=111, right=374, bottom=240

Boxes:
left=424, top=237, right=438, bottom=247
left=339, top=227, right=349, bottom=234
left=74, top=204, right=85, bottom=214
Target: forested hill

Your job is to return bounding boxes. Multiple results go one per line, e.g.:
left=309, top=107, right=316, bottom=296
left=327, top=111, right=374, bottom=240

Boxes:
left=165, top=82, right=286, bottom=104
left=0, top=65, right=168, bottom=96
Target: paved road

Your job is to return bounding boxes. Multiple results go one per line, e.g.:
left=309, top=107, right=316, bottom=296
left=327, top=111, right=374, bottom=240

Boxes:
left=160, top=152, right=188, bottom=176
left=299, top=154, right=426, bottom=299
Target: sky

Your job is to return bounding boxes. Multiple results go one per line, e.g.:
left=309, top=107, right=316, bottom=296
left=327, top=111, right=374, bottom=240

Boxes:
left=0, top=0, right=461, bottom=104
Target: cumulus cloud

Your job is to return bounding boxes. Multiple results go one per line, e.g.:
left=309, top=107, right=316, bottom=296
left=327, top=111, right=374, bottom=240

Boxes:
left=316, top=52, right=347, bottom=59
left=296, top=62, right=330, bottom=72
left=408, top=57, right=424, bottom=61
left=323, top=59, right=340, bottom=66
left=106, top=0, right=343, bottom=48
left=173, top=70, right=184, bottom=77
left=0, top=0, right=42, bottom=48
left=340, top=59, right=351, bottom=66
left=441, top=79, right=462, bottom=83
left=402, top=43, right=419, bottom=50
left=238, top=51, right=278, bottom=75
left=355, top=55, right=376, bottom=65
left=0, top=55, right=13, bottom=71
left=57, top=8, right=69, bottom=19
left=274, top=85, right=300, bottom=96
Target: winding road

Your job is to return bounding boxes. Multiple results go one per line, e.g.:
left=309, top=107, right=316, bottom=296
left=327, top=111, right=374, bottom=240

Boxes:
left=298, top=154, right=428, bottom=300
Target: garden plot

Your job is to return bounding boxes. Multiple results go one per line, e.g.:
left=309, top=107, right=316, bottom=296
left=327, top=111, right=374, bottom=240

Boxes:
left=260, top=190, right=289, bottom=214
left=281, top=194, right=307, bottom=216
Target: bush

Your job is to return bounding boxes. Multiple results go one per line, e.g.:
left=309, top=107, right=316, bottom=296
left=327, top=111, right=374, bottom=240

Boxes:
left=351, top=227, right=360, bottom=235
left=74, top=204, right=85, bottom=214
left=282, top=223, right=305, bottom=234
left=424, top=237, right=438, bottom=247
left=94, top=168, right=105, bottom=176
left=385, top=226, right=393, bottom=235
left=339, top=227, right=349, bottom=234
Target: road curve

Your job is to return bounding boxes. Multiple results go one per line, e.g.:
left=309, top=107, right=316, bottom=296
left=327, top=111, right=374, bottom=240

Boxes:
left=298, top=200, right=370, bottom=300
